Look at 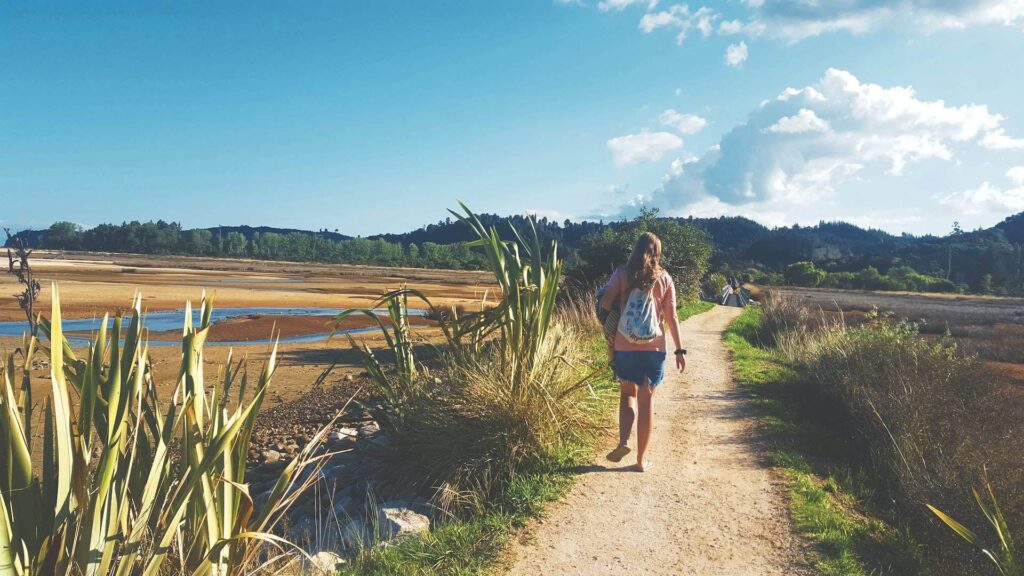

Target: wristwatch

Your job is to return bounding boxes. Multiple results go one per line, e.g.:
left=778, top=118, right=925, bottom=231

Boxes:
left=674, top=348, right=687, bottom=356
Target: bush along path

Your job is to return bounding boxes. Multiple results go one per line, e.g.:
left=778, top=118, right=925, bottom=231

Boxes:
left=504, top=305, right=810, bottom=576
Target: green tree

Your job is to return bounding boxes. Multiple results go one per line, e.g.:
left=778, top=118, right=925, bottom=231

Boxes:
left=784, top=261, right=825, bottom=287
left=975, top=273, right=993, bottom=294
left=187, top=229, right=213, bottom=255
left=573, top=207, right=712, bottom=302
left=225, top=231, right=247, bottom=256
left=43, top=221, right=82, bottom=249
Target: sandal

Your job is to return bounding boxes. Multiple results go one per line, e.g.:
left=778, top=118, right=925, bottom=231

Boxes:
left=606, top=444, right=631, bottom=463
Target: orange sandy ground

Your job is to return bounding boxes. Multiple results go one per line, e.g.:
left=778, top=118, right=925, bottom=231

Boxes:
left=0, top=252, right=488, bottom=413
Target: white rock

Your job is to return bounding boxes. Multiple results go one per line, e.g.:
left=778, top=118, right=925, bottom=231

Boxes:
left=327, top=427, right=359, bottom=447
left=307, top=550, right=346, bottom=574
left=358, top=421, right=381, bottom=437
left=377, top=501, right=430, bottom=539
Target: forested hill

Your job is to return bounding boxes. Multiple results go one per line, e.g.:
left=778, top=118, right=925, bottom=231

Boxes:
left=6, top=211, right=1024, bottom=294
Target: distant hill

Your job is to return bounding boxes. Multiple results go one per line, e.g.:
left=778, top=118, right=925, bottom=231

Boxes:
left=993, top=211, right=1024, bottom=244
left=207, top=225, right=352, bottom=242
left=7, top=211, right=1023, bottom=294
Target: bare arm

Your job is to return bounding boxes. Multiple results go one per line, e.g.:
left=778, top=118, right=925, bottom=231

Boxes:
left=666, top=282, right=683, bottom=352
left=599, top=270, right=621, bottom=312
left=665, top=279, right=686, bottom=372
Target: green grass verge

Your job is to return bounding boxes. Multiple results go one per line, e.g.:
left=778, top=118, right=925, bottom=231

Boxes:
left=341, top=335, right=617, bottom=575
left=724, top=307, right=923, bottom=576
left=677, top=300, right=715, bottom=321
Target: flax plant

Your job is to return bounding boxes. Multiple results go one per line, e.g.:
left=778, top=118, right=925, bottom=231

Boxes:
left=929, top=468, right=1020, bottom=576
left=332, top=205, right=610, bottom=515
left=0, top=285, right=324, bottom=576
left=449, top=202, right=562, bottom=397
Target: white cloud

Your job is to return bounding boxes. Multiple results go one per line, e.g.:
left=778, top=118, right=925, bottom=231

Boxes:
left=737, top=0, right=1024, bottom=42
left=766, top=108, right=830, bottom=134
left=718, top=19, right=744, bottom=34
left=659, top=109, right=708, bottom=134
left=981, top=128, right=1024, bottom=150
left=938, top=168, right=1024, bottom=214
left=599, top=0, right=658, bottom=12
left=646, top=68, right=1024, bottom=214
left=568, top=0, right=1024, bottom=49
left=662, top=154, right=699, bottom=183
left=1009, top=166, right=1024, bottom=185
left=639, top=5, right=716, bottom=43
left=607, top=130, right=683, bottom=166
left=725, top=41, right=748, bottom=67
left=524, top=208, right=577, bottom=222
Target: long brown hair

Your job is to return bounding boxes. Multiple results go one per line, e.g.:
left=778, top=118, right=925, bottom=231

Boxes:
left=626, top=232, right=663, bottom=291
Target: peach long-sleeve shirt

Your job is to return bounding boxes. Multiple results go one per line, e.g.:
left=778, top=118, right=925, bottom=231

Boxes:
left=600, top=268, right=680, bottom=353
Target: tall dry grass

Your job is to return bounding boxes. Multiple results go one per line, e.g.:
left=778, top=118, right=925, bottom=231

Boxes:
left=758, top=291, right=1023, bottom=574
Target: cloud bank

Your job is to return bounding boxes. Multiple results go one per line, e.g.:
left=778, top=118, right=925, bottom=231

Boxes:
left=569, top=0, right=1024, bottom=65
left=645, top=69, right=1024, bottom=219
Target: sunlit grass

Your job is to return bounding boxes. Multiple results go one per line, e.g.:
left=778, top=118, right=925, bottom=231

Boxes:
left=677, top=299, right=715, bottom=322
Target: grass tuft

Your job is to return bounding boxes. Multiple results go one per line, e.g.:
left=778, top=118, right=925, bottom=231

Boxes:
left=677, top=300, right=715, bottom=322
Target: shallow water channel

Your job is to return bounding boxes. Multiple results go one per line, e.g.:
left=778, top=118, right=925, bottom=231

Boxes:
left=0, top=306, right=427, bottom=347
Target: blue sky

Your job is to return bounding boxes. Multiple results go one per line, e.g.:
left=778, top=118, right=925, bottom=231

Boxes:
left=2, top=1, right=1023, bottom=236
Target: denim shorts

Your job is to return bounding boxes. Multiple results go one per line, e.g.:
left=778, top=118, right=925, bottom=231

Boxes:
left=613, top=351, right=667, bottom=387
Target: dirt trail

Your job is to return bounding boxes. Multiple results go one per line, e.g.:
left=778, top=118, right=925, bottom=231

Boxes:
left=506, top=306, right=808, bottom=575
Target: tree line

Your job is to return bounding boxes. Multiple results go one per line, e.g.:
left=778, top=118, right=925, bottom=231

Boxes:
left=10, top=210, right=1024, bottom=296
left=28, top=220, right=488, bottom=269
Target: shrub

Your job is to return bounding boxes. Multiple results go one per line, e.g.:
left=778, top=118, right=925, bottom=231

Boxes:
left=784, top=261, right=825, bottom=287
left=762, top=294, right=1024, bottom=573
left=701, top=272, right=728, bottom=300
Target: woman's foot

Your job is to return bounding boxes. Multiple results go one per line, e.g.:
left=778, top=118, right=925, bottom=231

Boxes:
left=629, top=459, right=653, bottom=472
left=606, top=444, right=631, bottom=463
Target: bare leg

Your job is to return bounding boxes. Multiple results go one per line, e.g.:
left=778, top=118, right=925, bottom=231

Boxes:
left=618, top=380, right=638, bottom=447
left=607, top=380, right=637, bottom=462
left=633, top=380, right=655, bottom=471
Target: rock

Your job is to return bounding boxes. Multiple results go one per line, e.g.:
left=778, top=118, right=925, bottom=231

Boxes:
left=307, top=551, right=346, bottom=574
left=262, top=449, right=282, bottom=464
left=262, top=457, right=288, bottom=471
left=327, top=427, right=359, bottom=447
left=366, top=433, right=390, bottom=447
left=377, top=501, right=430, bottom=539
left=358, top=421, right=381, bottom=437
left=331, top=496, right=355, bottom=520
left=252, top=489, right=277, bottom=514
left=289, top=515, right=317, bottom=543
left=343, top=373, right=354, bottom=382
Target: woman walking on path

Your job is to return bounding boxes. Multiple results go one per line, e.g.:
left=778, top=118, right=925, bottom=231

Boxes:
left=599, top=232, right=686, bottom=472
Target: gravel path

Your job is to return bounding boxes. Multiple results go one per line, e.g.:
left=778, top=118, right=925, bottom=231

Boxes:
left=505, top=305, right=809, bottom=575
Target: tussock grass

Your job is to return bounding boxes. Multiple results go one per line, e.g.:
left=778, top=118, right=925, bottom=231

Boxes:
left=677, top=300, right=714, bottom=322
left=745, top=291, right=1024, bottom=575
left=725, top=306, right=923, bottom=575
